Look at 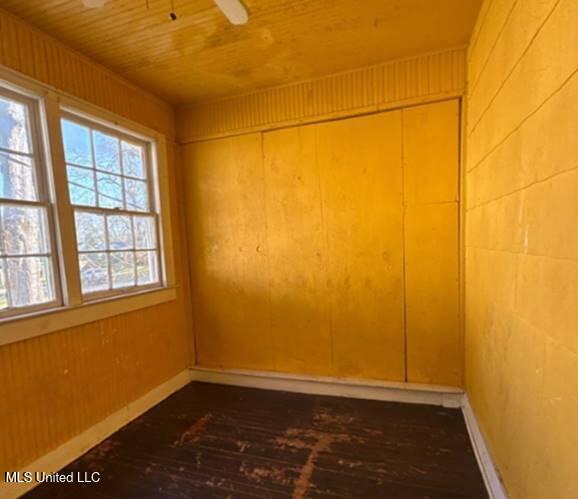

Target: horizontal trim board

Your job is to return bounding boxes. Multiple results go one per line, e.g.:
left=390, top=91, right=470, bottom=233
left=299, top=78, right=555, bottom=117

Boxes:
left=462, top=395, right=509, bottom=499
left=178, top=47, right=467, bottom=142
left=189, top=367, right=464, bottom=408
left=0, top=287, right=177, bottom=348
left=181, top=92, right=463, bottom=144
left=0, top=370, right=192, bottom=499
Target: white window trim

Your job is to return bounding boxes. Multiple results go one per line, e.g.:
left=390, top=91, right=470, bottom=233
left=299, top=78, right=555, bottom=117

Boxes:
left=0, top=66, right=177, bottom=348
left=60, top=110, right=164, bottom=300
left=0, top=87, right=64, bottom=319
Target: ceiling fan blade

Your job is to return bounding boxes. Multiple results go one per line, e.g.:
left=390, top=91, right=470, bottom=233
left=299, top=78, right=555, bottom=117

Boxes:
left=214, top=0, right=249, bottom=25
left=81, top=0, right=105, bottom=8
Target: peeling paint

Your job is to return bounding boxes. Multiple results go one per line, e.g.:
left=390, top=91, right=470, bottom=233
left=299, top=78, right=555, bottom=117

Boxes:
left=173, top=413, right=212, bottom=447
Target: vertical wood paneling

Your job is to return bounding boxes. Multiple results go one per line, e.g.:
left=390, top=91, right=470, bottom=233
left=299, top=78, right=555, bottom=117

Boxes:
left=183, top=101, right=459, bottom=384
left=183, top=135, right=273, bottom=371
left=0, top=8, right=174, bottom=137
left=316, top=112, right=405, bottom=381
left=0, top=13, right=191, bottom=475
left=177, top=48, right=467, bottom=141
left=0, top=140, right=191, bottom=474
left=262, top=127, right=333, bottom=375
left=403, top=100, right=461, bottom=387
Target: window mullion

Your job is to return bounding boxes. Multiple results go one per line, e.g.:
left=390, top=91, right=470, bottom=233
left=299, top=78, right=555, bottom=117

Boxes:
left=103, top=213, right=113, bottom=291
left=43, top=94, right=83, bottom=306
left=130, top=215, right=137, bottom=286
left=0, top=211, right=13, bottom=309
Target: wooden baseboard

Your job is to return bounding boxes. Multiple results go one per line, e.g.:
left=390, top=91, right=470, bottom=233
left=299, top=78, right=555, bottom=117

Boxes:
left=2, top=368, right=505, bottom=499
left=189, top=367, right=464, bottom=408
left=192, top=367, right=506, bottom=499
left=462, top=395, right=508, bottom=499
left=1, top=370, right=191, bottom=499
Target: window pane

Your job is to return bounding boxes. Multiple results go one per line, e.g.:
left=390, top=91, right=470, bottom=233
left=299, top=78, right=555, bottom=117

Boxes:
left=62, top=120, right=92, bottom=167
left=0, top=260, right=8, bottom=310
left=124, top=178, right=148, bottom=211
left=0, top=152, right=37, bottom=201
left=79, top=252, right=109, bottom=293
left=6, top=256, right=54, bottom=307
left=97, top=172, right=123, bottom=209
left=136, top=251, right=158, bottom=285
left=121, top=142, right=145, bottom=178
left=0, top=96, right=31, bottom=154
left=107, top=215, right=133, bottom=250
left=133, top=216, right=156, bottom=249
left=67, top=165, right=96, bottom=206
left=74, top=211, right=105, bottom=251
left=94, top=131, right=121, bottom=174
left=111, top=251, right=135, bottom=289
left=2, top=205, right=49, bottom=255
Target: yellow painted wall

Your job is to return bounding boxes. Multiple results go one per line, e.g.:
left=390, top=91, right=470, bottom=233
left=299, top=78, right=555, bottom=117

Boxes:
left=0, top=9, right=193, bottom=473
left=183, top=99, right=461, bottom=386
left=465, top=0, right=578, bottom=497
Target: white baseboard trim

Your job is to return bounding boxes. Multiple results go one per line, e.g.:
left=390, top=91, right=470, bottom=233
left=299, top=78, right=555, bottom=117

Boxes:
left=1, top=368, right=505, bottom=499
left=1, top=369, right=192, bottom=499
left=189, top=367, right=464, bottom=408
left=462, top=395, right=508, bottom=499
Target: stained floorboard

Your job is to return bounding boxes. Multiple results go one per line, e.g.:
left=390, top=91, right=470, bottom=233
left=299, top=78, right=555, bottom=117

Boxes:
left=26, top=382, right=488, bottom=498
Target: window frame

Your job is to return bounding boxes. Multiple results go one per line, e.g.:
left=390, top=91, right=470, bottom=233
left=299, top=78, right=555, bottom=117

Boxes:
left=60, top=111, right=164, bottom=301
left=0, top=85, right=64, bottom=319
left=0, top=67, right=177, bottom=347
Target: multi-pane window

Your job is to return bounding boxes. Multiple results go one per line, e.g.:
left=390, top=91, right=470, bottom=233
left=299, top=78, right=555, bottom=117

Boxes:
left=0, top=78, right=166, bottom=325
left=0, top=90, right=58, bottom=315
left=61, top=116, right=161, bottom=297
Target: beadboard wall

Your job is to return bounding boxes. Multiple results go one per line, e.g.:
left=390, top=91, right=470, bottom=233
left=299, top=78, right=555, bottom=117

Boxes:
left=0, top=8, right=193, bottom=474
left=177, top=47, right=467, bottom=142
left=0, top=8, right=174, bottom=137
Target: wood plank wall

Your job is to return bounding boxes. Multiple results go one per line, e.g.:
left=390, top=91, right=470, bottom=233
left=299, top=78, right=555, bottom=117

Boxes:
left=465, top=0, right=578, bottom=497
left=179, top=49, right=466, bottom=387
left=182, top=99, right=462, bottom=387
left=0, top=8, right=193, bottom=473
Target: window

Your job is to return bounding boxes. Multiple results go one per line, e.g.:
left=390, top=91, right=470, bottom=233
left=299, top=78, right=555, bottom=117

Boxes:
left=61, top=115, right=161, bottom=298
left=0, top=89, right=59, bottom=317
left=0, top=72, right=173, bottom=339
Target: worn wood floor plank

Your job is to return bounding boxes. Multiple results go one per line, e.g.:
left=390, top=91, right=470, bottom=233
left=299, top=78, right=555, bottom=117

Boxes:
left=26, top=382, right=488, bottom=498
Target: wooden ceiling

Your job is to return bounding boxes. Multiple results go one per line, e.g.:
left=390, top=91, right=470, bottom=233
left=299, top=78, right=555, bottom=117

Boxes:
left=2, top=1, right=482, bottom=104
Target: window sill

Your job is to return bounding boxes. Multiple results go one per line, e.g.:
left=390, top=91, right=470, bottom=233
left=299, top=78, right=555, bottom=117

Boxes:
left=0, top=286, right=177, bottom=347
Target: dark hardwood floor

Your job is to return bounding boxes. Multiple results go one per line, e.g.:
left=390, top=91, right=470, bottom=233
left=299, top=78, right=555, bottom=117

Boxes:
left=26, top=382, right=488, bottom=498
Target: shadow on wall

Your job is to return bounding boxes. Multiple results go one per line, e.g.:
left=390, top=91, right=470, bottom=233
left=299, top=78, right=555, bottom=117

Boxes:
left=184, top=154, right=406, bottom=382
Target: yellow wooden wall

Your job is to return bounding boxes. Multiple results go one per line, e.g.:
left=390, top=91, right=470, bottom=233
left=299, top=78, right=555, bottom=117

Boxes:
left=465, top=0, right=577, bottom=497
left=0, top=9, right=193, bottom=473
left=183, top=99, right=461, bottom=386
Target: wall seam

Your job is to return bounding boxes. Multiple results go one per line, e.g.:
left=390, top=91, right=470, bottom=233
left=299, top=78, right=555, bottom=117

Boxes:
left=259, top=131, right=276, bottom=372
left=467, top=0, right=495, bottom=63
left=467, top=163, right=578, bottom=210
left=400, top=110, right=409, bottom=383
left=466, top=246, right=578, bottom=264
left=468, top=0, right=562, bottom=135
left=468, top=0, right=519, bottom=95
left=467, top=69, right=577, bottom=172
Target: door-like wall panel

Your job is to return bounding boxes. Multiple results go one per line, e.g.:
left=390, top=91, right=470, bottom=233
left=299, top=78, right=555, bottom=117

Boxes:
left=263, top=127, right=333, bottom=374
left=183, top=99, right=460, bottom=385
left=402, top=100, right=461, bottom=386
left=183, top=134, right=273, bottom=370
left=314, top=112, right=405, bottom=380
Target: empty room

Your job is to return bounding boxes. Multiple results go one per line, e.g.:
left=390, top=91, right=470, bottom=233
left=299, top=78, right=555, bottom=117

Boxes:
left=0, top=0, right=576, bottom=498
